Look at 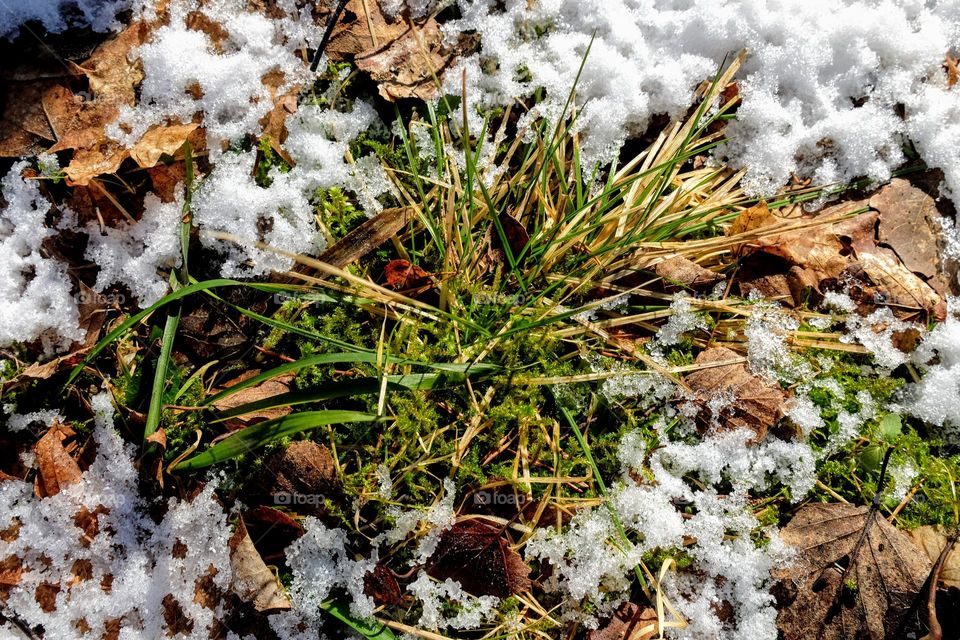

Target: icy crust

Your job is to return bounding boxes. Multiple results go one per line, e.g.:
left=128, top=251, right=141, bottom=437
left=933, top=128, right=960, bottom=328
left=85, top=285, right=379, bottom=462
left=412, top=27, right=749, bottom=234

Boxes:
left=0, top=392, right=233, bottom=640
left=0, top=0, right=130, bottom=39
left=0, top=163, right=83, bottom=353
left=442, top=0, right=960, bottom=200
left=902, top=304, right=960, bottom=434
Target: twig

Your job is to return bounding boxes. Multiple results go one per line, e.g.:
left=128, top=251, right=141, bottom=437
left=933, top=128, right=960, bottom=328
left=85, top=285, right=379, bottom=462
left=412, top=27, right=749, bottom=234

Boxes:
left=310, top=0, right=350, bottom=72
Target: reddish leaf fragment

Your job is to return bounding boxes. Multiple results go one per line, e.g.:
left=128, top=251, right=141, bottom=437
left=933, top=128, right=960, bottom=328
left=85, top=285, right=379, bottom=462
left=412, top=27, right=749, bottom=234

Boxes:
left=426, top=520, right=531, bottom=598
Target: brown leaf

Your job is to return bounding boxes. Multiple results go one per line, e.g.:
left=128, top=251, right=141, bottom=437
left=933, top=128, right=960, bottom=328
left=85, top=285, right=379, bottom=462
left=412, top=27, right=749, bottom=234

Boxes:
left=325, top=0, right=410, bottom=60
left=870, top=178, right=943, bottom=281
left=654, top=255, right=724, bottom=291
left=587, top=602, right=658, bottom=640
left=261, top=441, right=339, bottom=514
left=946, top=53, right=959, bottom=88
left=727, top=201, right=776, bottom=237
left=211, top=371, right=295, bottom=429
left=426, top=520, right=531, bottom=598
left=907, top=526, right=960, bottom=589
left=356, top=19, right=477, bottom=101
left=774, top=502, right=931, bottom=640
left=384, top=259, right=433, bottom=290
left=751, top=208, right=943, bottom=319
left=319, top=206, right=414, bottom=268
left=364, top=563, right=404, bottom=607
left=147, top=161, right=188, bottom=203
left=128, top=122, right=199, bottom=168
left=229, top=518, right=291, bottom=612
left=683, top=347, right=784, bottom=439
left=0, top=78, right=58, bottom=157
left=242, top=506, right=304, bottom=564
left=34, top=422, right=83, bottom=498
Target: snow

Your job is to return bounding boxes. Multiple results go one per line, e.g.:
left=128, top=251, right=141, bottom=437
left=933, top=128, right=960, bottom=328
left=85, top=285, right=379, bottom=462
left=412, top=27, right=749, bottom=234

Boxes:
left=0, top=0, right=130, bottom=39
left=0, top=162, right=83, bottom=353
left=407, top=572, right=500, bottom=631
left=442, top=0, right=960, bottom=204
left=0, top=391, right=233, bottom=639
left=902, top=304, right=960, bottom=435
left=84, top=193, right=183, bottom=307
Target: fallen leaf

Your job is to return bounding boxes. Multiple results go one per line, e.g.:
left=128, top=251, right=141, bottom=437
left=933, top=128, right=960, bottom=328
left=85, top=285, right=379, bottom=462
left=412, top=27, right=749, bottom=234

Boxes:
left=654, top=255, right=724, bottom=291
left=325, top=0, right=409, bottom=60
left=319, top=206, right=414, bottom=268
left=750, top=208, right=943, bottom=319
left=147, top=161, right=188, bottom=202
left=211, top=371, right=294, bottom=429
left=364, top=562, right=404, bottom=607
left=384, top=259, right=433, bottom=290
left=0, top=78, right=58, bottom=157
left=242, top=506, right=304, bottom=563
left=726, top=200, right=776, bottom=237
left=260, top=440, right=339, bottom=515
left=774, top=502, right=931, bottom=640
left=229, top=518, right=291, bottom=612
left=907, top=526, right=960, bottom=589
left=426, top=519, right=531, bottom=598
left=946, top=53, right=959, bottom=88
left=356, top=19, right=478, bottom=101
left=587, top=602, right=658, bottom=640
left=683, top=346, right=784, bottom=439
left=870, top=178, right=943, bottom=282
left=128, top=122, right=199, bottom=168
left=34, top=422, right=83, bottom=498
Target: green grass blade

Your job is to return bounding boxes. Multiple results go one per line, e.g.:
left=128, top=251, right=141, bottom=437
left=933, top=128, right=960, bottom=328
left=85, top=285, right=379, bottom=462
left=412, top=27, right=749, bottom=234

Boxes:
left=321, top=600, right=397, bottom=640
left=173, top=410, right=384, bottom=470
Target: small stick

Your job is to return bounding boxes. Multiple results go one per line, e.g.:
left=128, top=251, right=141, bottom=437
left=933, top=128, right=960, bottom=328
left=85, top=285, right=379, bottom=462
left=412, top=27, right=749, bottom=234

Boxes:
left=311, top=0, right=350, bottom=72
left=925, top=528, right=959, bottom=640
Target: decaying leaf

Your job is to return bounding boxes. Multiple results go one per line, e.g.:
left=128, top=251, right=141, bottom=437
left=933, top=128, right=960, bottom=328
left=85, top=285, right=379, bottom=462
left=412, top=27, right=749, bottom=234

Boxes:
left=775, top=502, right=931, bottom=640
left=34, top=422, right=83, bottom=498
left=426, top=519, right=531, bottom=598
left=363, top=562, right=404, bottom=607
left=243, top=506, right=304, bottom=564
left=907, top=525, right=960, bottom=589
left=654, top=255, right=724, bottom=291
left=869, top=178, right=944, bottom=282
left=727, top=200, right=776, bottom=238
left=260, top=441, right=339, bottom=515
left=750, top=208, right=944, bottom=319
left=384, top=259, right=433, bottom=290
left=211, top=370, right=295, bottom=429
left=0, top=78, right=58, bottom=157
left=356, top=18, right=478, bottom=101
left=128, top=122, right=199, bottom=168
left=683, top=346, right=784, bottom=439
left=587, top=602, right=659, bottom=640
left=229, top=518, right=291, bottom=612
left=324, top=0, right=410, bottom=60
left=318, top=206, right=414, bottom=268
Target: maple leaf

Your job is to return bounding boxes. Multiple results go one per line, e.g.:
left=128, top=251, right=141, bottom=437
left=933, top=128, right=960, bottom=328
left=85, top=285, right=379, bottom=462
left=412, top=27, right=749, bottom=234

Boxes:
left=775, top=502, right=931, bottom=640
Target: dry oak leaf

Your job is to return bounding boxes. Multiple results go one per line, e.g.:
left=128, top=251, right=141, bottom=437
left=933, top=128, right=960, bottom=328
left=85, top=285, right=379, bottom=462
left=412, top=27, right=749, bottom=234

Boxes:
left=0, top=78, right=59, bottom=157
left=34, top=421, right=83, bottom=498
left=128, top=122, right=200, bottom=168
left=683, top=346, right=784, bottom=439
left=907, top=525, right=960, bottom=589
left=324, top=0, right=410, bottom=60
left=356, top=18, right=478, bottom=101
left=774, top=502, right=931, bottom=640
left=752, top=209, right=943, bottom=319
left=654, top=255, right=724, bottom=291
left=426, top=519, right=531, bottom=598
left=587, top=602, right=658, bottom=640
left=229, top=518, right=291, bottom=612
